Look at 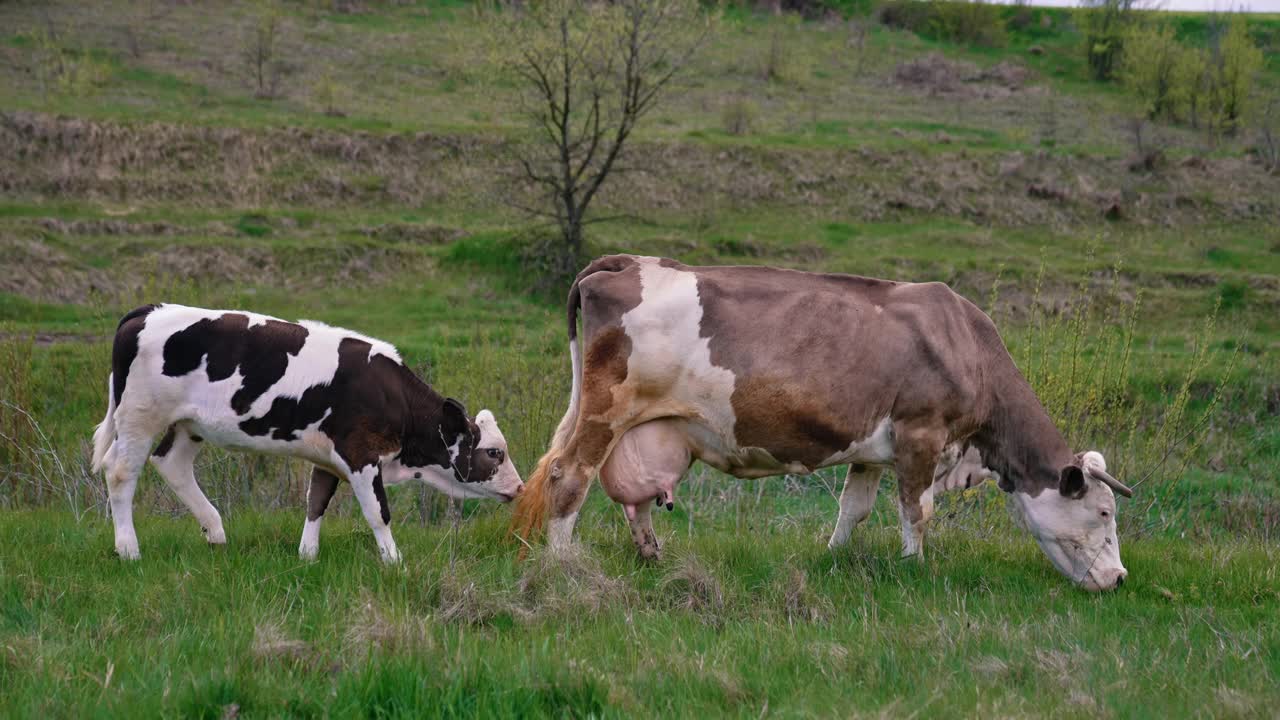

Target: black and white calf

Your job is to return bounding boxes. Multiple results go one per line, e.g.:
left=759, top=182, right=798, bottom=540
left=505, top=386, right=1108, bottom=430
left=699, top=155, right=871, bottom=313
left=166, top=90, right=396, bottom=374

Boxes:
left=90, top=304, right=524, bottom=563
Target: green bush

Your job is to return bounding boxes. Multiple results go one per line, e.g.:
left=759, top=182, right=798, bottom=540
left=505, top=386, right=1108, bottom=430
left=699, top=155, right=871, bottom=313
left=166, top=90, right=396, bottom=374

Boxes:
left=878, top=0, right=1006, bottom=48
left=1118, top=21, right=1191, bottom=121
left=1205, top=16, right=1264, bottom=136
left=928, top=0, right=1007, bottom=47
left=1076, top=0, right=1139, bottom=82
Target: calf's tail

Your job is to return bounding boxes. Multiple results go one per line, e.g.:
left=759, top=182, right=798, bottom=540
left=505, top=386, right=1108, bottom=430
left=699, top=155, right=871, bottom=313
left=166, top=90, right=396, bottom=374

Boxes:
left=91, top=373, right=116, bottom=473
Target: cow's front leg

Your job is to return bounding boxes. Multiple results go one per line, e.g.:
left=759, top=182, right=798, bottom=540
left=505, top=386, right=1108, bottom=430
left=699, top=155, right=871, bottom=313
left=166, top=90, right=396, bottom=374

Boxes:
left=348, top=463, right=400, bottom=564
left=299, top=467, right=340, bottom=561
left=893, top=422, right=946, bottom=559
left=828, top=463, right=881, bottom=549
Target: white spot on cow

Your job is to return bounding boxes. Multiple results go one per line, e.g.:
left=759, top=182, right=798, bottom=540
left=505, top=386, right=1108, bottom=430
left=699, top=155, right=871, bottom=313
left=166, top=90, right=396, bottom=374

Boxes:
left=619, top=258, right=737, bottom=445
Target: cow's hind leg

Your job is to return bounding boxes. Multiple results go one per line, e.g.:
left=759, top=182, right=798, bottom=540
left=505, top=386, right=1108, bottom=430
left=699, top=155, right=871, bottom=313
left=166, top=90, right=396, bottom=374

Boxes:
left=893, top=422, right=946, bottom=559
left=622, top=503, right=660, bottom=560
left=828, top=463, right=882, bottom=549
left=299, top=467, right=340, bottom=561
left=104, top=430, right=155, bottom=560
left=599, top=420, right=692, bottom=560
left=150, top=424, right=225, bottom=545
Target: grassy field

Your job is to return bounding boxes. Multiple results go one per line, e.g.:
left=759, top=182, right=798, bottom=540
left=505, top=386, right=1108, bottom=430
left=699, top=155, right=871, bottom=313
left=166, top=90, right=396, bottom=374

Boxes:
left=3, top=509, right=1278, bottom=718
left=1, top=0, right=1278, bottom=716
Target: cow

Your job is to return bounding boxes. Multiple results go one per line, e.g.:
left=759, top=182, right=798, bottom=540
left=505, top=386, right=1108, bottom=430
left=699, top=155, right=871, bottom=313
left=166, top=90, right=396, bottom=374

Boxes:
left=91, top=304, right=524, bottom=563
left=512, top=255, right=1134, bottom=591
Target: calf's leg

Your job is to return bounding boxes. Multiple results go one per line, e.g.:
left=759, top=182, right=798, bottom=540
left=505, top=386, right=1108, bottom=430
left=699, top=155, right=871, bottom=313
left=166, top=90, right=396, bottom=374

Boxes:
left=348, top=464, right=399, bottom=564
left=150, top=425, right=225, bottom=544
left=104, top=430, right=154, bottom=560
left=828, top=463, right=882, bottom=549
left=299, top=467, right=340, bottom=560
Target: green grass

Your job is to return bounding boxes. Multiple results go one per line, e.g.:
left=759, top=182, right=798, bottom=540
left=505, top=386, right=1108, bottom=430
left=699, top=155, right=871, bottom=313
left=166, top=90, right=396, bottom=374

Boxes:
left=0, top=1, right=1278, bottom=715
left=1, top=509, right=1277, bottom=718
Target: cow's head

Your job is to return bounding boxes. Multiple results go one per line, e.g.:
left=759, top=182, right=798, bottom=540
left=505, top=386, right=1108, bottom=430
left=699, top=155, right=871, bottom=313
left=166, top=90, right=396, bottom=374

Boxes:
left=1009, top=451, right=1132, bottom=592
left=391, top=399, right=524, bottom=502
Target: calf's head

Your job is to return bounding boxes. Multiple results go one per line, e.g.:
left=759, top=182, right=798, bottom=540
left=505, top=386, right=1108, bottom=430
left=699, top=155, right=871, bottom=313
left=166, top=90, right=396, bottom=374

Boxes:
left=393, top=399, right=524, bottom=502
left=1010, top=451, right=1133, bottom=592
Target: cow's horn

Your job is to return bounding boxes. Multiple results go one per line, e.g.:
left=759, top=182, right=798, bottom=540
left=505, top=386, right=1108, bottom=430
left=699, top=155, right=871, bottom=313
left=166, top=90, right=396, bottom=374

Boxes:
left=1090, top=468, right=1133, bottom=498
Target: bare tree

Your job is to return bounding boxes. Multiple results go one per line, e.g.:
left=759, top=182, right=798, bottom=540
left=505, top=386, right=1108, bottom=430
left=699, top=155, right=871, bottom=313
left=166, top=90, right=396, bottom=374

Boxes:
left=488, top=0, right=713, bottom=266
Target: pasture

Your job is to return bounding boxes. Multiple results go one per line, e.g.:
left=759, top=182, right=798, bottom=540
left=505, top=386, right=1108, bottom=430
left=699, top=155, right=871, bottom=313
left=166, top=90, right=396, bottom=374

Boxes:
left=1, top=0, right=1278, bottom=716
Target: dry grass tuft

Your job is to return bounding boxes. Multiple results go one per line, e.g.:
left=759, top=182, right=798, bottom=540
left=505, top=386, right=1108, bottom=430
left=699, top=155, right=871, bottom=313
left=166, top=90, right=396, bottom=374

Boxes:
left=660, top=555, right=725, bottom=623
left=516, top=545, right=629, bottom=618
left=252, top=620, right=310, bottom=663
left=344, top=595, right=432, bottom=654
left=436, top=574, right=525, bottom=627
left=778, top=565, right=833, bottom=625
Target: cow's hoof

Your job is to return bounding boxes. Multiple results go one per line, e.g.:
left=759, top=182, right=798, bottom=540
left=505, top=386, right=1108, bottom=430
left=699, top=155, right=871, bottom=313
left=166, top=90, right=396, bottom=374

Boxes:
left=115, top=541, right=140, bottom=561
left=637, top=544, right=662, bottom=562
left=379, top=548, right=403, bottom=565
left=299, top=544, right=319, bottom=562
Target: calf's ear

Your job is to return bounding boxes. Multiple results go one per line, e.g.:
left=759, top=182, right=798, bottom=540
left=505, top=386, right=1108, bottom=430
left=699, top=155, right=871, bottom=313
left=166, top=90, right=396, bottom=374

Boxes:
left=441, top=398, right=469, bottom=431
left=1059, top=465, right=1087, bottom=499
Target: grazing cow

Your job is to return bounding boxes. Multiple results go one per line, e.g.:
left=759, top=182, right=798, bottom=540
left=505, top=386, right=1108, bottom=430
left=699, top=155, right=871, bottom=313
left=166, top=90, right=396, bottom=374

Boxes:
left=512, top=255, right=1134, bottom=591
left=91, top=304, right=524, bottom=563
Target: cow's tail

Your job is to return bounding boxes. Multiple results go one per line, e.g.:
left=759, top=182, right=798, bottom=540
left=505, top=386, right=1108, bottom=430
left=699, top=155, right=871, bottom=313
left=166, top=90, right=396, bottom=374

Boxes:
left=511, top=256, right=633, bottom=544
left=91, top=373, right=116, bottom=474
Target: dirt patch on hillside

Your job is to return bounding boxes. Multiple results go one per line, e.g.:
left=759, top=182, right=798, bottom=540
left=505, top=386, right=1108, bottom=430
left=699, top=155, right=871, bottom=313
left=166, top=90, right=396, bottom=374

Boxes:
left=892, top=53, right=1038, bottom=99
left=0, top=232, right=434, bottom=304
left=0, top=237, right=119, bottom=303
left=4, top=111, right=1278, bottom=228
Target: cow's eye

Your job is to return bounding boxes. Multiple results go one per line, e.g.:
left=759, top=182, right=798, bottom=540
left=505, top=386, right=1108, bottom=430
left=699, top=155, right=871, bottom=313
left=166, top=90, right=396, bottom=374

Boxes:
left=1100, top=510, right=1111, bottom=518
left=486, top=448, right=503, bottom=462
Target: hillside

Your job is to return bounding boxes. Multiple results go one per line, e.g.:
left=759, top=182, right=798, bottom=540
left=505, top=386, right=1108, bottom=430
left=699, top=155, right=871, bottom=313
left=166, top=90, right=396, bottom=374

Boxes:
left=1, top=1, right=1278, bottom=716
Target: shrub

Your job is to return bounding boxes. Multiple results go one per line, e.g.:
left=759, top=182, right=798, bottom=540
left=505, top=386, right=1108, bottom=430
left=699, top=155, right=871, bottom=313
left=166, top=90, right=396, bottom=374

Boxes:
left=878, top=0, right=1006, bottom=48
left=721, top=96, right=759, bottom=136
left=1204, top=15, right=1263, bottom=136
left=928, top=0, right=1007, bottom=47
left=1118, top=21, right=1191, bottom=121
left=1076, top=0, right=1141, bottom=82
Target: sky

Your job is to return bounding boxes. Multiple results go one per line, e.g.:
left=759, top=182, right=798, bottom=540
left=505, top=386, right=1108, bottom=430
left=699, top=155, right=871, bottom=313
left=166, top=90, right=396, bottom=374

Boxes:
left=989, top=0, right=1280, bottom=11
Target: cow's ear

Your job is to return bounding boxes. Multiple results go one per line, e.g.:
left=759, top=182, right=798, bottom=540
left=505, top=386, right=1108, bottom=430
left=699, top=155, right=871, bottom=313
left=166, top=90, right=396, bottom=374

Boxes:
left=441, top=398, right=469, bottom=431
left=1059, top=465, right=1087, bottom=499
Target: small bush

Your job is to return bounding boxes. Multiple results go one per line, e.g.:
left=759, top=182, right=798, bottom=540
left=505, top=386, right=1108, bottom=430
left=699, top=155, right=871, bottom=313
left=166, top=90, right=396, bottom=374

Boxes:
left=1216, top=279, right=1250, bottom=311
left=720, top=96, right=759, bottom=136
left=929, top=0, right=1007, bottom=47
left=758, top=20, right=801, bottom=83
left=312, top=67, right=349, bottom=117
left=1076, top=0, right=1142, bottom=82
left=1204, top=16, right=1264, bottom=136
left=1118, top=21, right=1192, bottom=121
left=879, top=0, right=1006, bottom=47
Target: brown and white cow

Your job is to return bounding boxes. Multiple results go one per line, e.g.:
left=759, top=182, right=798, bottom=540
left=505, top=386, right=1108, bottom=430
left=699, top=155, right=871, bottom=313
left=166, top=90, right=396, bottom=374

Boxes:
left=91, top=304, right=524, bottom=563
left=512, top=255, right=1134, bottom=591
